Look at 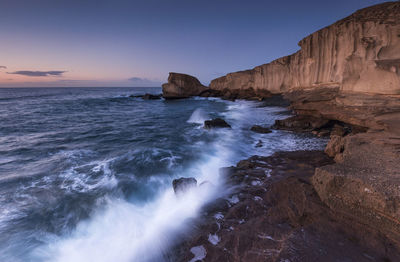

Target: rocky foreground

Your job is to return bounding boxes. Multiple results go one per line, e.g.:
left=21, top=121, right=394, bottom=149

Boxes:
left=163, top=2, right=400, bottom=261
left=172, top=150, right=399, bottom=261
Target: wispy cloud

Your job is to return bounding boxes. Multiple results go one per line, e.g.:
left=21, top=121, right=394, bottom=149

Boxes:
left=7, top=70, right=66, bottom=77
left=0, top=66, right=6, bottom=69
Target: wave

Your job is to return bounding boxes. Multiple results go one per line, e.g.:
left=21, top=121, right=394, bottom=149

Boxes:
left=33, top=140, right=234, bottom=262
left=187, top=108, right=209, bottom=124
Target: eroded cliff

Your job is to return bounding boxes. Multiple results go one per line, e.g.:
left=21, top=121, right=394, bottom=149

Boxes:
left=210, top=1, right=400, bottom=95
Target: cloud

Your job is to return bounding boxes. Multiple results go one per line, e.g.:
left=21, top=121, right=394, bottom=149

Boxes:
left=0, top=66, right=6, bottom=69
left=7, top=70, right=66, bottom=77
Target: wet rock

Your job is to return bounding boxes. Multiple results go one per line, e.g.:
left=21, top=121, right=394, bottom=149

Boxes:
left=204, top=118, right=231, bottom=129
left=143, top=93, right=162, bottom=100
left=255, top=140, right=263, bottom=147
left=172, top=177, right=197, bottom=195
left=250, top=125, right=272, bottom=134
left=129, top=93, right=162, bottom=100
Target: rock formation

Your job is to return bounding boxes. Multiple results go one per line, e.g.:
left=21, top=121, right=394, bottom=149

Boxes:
left=172, top=177, right=197, bottom=195
left=205, top=2, right=400, bottom=245
left=162, top=73, right=208, bottom=99
left=172, top=151, right=400, bottom=261
left=165, top=2, right=400, bottom=259
left=210, top=2, right=400, bottom=96
left=204, top=118, right=231, bottom=129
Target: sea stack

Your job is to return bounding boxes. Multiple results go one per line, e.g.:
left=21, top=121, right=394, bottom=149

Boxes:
left=162, top=72, right=209, bottom=99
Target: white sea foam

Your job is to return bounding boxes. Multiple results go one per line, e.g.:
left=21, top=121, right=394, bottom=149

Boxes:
left=35, top=182, right=218, bottom=262
left=208, top=233, right=220, bottom=245
left=35, top=125, right=236, bottom=262
left=60, top=158, right=118, bottom=193
left=189, top=245, right=207, bottom=262
left=187, top=108, right=209, bottom=124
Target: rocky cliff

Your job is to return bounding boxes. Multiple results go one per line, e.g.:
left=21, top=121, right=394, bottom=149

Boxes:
left=206, top=1, right=400, bottom=248
left=210, top=2, right=400, bottom=95
left=164, top=2, right=400, bottom=258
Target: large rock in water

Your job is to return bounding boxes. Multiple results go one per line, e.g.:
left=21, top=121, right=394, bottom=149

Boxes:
left=204, top=118, right=231, bottom=129
left=172, top=177, right=197, bottom=195
left=162, top=72, right=208, bottom=99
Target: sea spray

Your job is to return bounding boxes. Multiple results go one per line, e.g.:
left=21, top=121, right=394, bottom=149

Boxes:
left=37, top=186, right=220, bottom=262
left=35, top=118, right=237, bottom=262
left=187, top=108, right=209, bottom=124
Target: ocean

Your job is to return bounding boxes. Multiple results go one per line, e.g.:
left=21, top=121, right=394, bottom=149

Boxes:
left=0, top=87, right=326, bottom=261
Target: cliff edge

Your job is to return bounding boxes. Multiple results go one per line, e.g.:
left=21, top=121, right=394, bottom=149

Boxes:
left=210, top=1, right=400, bottom=95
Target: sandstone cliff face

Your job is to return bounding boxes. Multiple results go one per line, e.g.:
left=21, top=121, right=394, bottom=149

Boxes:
left=162, top=72, right=208, bottom=99
left=210, top=2, right=400, bottom=95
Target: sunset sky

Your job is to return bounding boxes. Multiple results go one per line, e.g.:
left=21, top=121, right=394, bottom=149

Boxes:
left=0, top=0, right=389, bottom=87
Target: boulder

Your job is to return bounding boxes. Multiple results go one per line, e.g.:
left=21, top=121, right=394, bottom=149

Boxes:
left=250, top=125, right=272, bottom=134
left=172, top=177, right=197, bottom=195
left=204, top=118, right=231, bottom=129
left=162, top=73, right=208, bottom=99
left=272, top=115, right=329, bottom=132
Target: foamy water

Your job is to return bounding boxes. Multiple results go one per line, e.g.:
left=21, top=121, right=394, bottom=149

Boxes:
left=0, top=87, right=327, bottom=261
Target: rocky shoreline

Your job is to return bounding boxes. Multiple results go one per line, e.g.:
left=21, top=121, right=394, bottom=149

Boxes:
left=161, top=2, right=400, bottom=261
left=171, top=150, right=400, bottom=261
left=165, top=109, right=400, bottom=261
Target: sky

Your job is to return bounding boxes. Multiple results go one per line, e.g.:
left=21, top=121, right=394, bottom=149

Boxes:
left=0, top=0, right=391, bottom=87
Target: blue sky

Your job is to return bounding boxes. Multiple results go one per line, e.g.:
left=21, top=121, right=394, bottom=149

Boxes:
left=0, top=0, right=390, bottom=87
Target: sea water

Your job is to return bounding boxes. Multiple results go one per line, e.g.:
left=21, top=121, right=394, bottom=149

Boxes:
left=0, top=87, right=326, bottom=261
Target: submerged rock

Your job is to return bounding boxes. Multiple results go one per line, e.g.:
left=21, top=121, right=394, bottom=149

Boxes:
left=204, top=118, right=231, bottom=129
left=255, top=140, right=263, bottom=147
left=172, top=177, right=197, bottom=195
left=129, top=93, right=162, bottom=100
left=250, top=125, right=272, bottom=134
left=143, top=93, right=162, bottom=100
